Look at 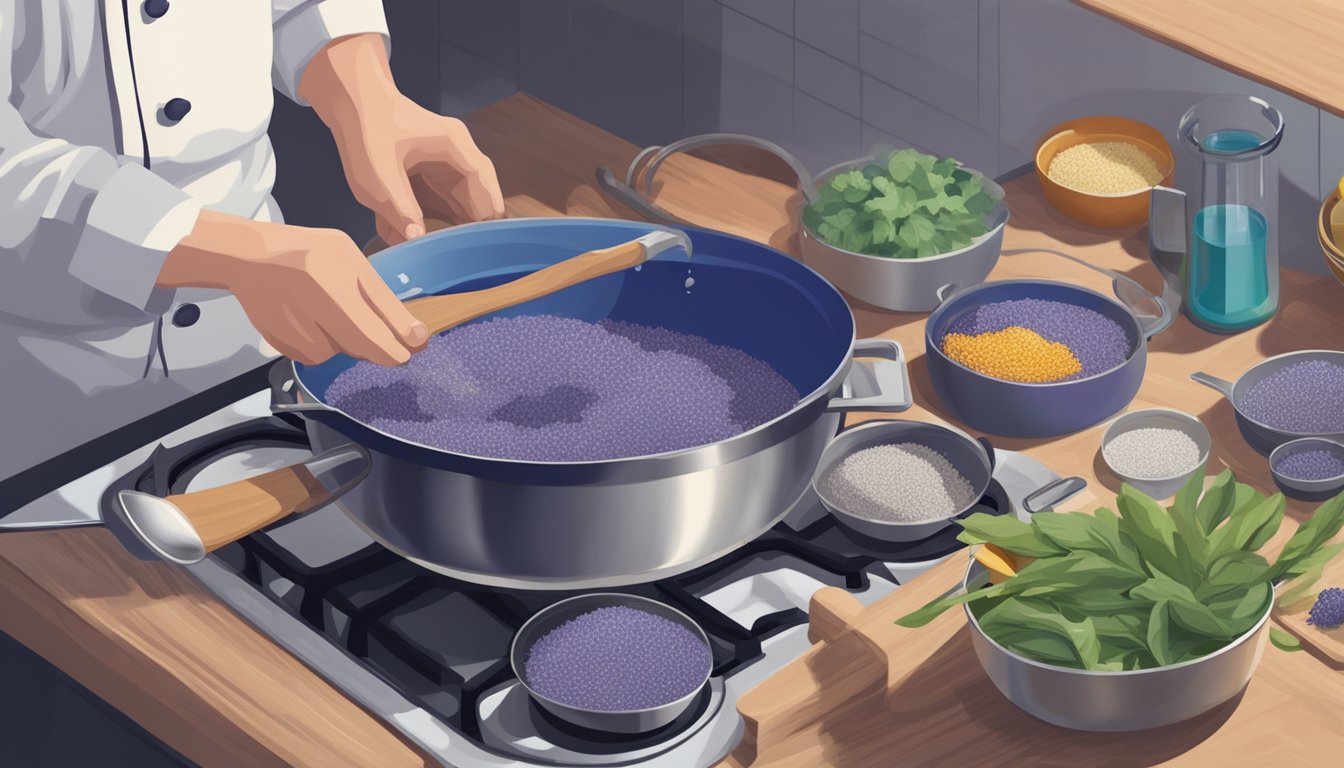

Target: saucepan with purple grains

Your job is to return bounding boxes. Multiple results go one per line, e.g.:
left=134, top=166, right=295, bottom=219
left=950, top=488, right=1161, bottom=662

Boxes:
left=1192, top=349, right=1344, bottom=457
left=510, top=593, right=714, bottom=733
left=924, top=247, right=1173, bottom=438
left=114, top=218, right=913, bottom=588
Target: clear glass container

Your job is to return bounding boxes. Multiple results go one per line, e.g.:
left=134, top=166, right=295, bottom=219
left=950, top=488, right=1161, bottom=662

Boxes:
left=1176, top=95, right=1284, bottom=333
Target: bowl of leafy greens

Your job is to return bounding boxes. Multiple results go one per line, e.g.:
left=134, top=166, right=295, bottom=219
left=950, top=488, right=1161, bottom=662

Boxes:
left=800, top=147, right=1008, bottom=312
left=897, top=470, right=1344, bottom=731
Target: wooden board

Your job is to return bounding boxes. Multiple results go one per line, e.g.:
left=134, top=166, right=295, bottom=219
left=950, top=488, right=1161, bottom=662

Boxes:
left=1275, top=547, right=1344, bottom=665
left=1072, top=0, right=1344, bottom=118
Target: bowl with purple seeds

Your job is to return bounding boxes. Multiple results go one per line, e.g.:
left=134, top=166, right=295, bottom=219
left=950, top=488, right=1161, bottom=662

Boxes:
left=1270, top=438, right=1344, bottom=502
left=511, top=593, right=713, bottom=734
left=1192, top=349, right=1344, bottom=456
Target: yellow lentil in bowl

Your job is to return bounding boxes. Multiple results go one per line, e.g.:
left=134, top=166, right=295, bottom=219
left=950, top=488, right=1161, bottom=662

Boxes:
left=940, top=326, right=1083, bottom=384
left=1046, top=141, right=1164, bottom=195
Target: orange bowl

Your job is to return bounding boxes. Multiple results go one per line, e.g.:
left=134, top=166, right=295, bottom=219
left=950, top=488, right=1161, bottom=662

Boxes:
left=1319, top=189, right=1344, bottom=286
left=1035, top=116, right=1175, bottom=229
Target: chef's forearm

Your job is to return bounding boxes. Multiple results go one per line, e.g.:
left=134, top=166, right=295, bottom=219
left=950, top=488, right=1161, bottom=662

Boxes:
left=298, top=33, right=400, bottom=141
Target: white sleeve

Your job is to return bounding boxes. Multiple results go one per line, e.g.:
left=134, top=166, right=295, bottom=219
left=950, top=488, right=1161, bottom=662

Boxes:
left=0, top=7, right=201, bottom=317
left=272, top=0, right=392, bottom=105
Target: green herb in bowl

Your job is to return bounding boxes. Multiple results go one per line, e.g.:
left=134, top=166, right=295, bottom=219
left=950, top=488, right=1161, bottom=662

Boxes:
left=897, top=470, right=1344, bottom=671
left=802, top=148, right=1005, bottom=259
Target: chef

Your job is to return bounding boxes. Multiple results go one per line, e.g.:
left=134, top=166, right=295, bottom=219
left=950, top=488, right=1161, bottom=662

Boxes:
left=0, top=1, right=505, bottom=481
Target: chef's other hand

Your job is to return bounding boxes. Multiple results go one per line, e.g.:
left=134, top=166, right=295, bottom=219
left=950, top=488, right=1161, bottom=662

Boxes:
left=300, top=34, right=506, bottom=247
left=157, top=211, right=428, bottom=366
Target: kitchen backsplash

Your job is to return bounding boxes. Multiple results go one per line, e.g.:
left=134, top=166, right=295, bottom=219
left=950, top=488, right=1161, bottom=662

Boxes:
left=271, top=0, right=1344, bottom=275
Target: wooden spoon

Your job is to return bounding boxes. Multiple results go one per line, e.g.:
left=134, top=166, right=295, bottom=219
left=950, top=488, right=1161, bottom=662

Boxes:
left=402, top=229, right=690, bottom=344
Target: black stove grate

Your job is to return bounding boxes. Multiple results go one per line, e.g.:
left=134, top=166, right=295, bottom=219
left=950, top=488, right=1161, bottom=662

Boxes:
left=107, top=417, right=1002, bottom=746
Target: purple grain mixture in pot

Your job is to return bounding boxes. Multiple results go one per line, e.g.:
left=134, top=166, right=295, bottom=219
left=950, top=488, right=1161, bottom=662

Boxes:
left=1239, top=359, right=1344, bottom=433
left=323, top=315, right=800, bottom=461
left=943, top=298, right=1131, bottom=379
left=523, top=606, right=712, bottom=710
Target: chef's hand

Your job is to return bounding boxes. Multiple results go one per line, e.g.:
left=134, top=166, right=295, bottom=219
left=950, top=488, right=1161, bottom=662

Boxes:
left=300, top=34, right=505, bottom=247
left=157, top=211, right=427, bottom=366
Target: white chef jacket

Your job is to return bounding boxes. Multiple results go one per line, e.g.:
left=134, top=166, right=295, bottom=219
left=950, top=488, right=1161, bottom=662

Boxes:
left=0, top=0, right=390, bottom=481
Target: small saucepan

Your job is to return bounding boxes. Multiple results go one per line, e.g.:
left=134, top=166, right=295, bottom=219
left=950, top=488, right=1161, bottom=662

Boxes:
left=925, top=248, right=1172, bottom=438
left=1192, top=349, right=1344, bottom=457
left=510, top=593, right=712, bottom=734
left=812, top=420, right=1087, bottom=543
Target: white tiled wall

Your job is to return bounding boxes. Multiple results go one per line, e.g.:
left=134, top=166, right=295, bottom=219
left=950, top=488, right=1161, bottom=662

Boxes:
left=435, top=0, right=1339, bottom=274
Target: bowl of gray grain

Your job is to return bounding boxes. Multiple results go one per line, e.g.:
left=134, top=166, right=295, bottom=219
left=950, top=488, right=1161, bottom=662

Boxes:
left=812, top=419, right=996, bottom=543
left=1100, top=408, right=1210, bottom=500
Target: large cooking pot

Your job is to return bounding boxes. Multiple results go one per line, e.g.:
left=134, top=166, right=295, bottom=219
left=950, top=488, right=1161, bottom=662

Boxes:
left=113, top=218, right=912, bottom=588
left=925, top=248, right=1172, bottom=438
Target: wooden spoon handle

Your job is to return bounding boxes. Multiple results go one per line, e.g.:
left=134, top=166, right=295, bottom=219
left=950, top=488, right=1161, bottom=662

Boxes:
left=112, top=445, right=371, bottom=564
left=405, top=230, right=690, bottom=338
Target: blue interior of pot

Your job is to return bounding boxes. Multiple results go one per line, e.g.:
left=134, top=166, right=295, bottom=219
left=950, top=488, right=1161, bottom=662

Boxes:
left=294, top=219, right=855, bottom=404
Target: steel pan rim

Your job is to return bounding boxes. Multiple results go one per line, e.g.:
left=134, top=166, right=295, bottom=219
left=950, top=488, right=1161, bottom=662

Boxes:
left=508, top=593, right=713, bottom=722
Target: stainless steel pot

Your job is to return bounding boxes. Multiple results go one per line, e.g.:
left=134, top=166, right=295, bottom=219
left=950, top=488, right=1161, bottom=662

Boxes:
left=597, top=134, right=1009, bottom=312
left=110, top=219, right=913, bottom=589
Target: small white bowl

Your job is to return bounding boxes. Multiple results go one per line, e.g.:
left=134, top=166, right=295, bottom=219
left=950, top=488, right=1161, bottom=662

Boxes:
left=1100, top=409, right=1210, bottom=499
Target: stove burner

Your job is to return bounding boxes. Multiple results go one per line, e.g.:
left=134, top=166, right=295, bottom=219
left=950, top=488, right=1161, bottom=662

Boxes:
left=104, top=416, right=1020, bottom=765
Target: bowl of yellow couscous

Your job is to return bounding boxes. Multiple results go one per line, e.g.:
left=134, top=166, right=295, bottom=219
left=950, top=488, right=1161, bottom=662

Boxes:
left=1035, top=116, right=1175, bottom=229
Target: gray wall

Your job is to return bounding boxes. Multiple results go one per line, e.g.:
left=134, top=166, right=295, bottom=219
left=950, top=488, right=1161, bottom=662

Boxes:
left=433, top=0, right=1344, bottom=275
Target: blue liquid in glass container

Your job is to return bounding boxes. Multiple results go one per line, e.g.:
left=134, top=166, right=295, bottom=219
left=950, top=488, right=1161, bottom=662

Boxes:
left=1188, top=203, right=1273, bottom=331
left=1200, top=129, right=1264, bottom=153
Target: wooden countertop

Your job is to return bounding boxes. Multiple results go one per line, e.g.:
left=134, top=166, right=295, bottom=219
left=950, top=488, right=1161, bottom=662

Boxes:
left=1072, top=0, right=1344, bottom=117
left=2, top=93, right=1342, bottom=767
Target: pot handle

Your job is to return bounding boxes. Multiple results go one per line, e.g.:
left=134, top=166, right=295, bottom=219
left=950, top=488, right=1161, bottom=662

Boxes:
left=1022, top=475, right=1088, bottom=515
left=111, top=444, right=371, bottom=565
left=596, top=133, right=818, bottom=231
left=934, top=282, right=961, bottom=308
left=826, top=339, right=913, bottom=413
left=268, top=359, right=329, bottom=414
left=1000, top=247, right=1173, bottom=339
left=1190, top=371, right=1236, bottom=399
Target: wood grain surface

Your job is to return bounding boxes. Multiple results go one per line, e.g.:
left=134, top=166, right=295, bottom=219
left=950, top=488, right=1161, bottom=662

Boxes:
left=3, top=92, right=1343, bottom=767
left=1072, top=0, right=1344, bottom=117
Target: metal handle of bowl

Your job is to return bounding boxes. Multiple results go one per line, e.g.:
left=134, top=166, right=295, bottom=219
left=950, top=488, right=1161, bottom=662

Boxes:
left=596, top=133, right=818, bottom=233
left=826, top=339, right=913, bottom=413
left=1190, top=371, right=1236, bottom=399
left=934, top=282, right=961, bottom=308
left=1001, top=247, right=1173, bottom=339
left=1022, top=476, right=1088, bottom=515
left=110, top=444, right=371, bottom=565
left=268, top=359, right=330, bottom=414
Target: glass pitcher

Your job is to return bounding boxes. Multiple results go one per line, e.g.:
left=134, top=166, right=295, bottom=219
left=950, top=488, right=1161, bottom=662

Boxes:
left=1149, top=95, right=1284, bottom=333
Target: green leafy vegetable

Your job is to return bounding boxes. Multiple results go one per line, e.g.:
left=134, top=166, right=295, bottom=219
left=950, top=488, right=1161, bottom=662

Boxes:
left=897, top=469, right=1344, bottom=671
left=1270, top=626, right=1303, bottom=652
left=803, top=147, right=1004, bottom=259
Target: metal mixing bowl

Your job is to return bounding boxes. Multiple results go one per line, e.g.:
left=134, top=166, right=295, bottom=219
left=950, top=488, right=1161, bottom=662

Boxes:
left=1099, top=408, right=1211, bottom=500
left=1269, top=437, right=1344, bottom=502
left=799, top=157, right=1009, bottom=313
left=963, top=562, right=1272, bottom=732
left=510, top=593, right=712, bottom=734
left=812, top=420, right=996, bottom=543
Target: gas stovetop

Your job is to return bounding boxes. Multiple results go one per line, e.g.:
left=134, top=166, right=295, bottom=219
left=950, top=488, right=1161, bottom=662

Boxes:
left=25, top=392, right=1068, bottom=767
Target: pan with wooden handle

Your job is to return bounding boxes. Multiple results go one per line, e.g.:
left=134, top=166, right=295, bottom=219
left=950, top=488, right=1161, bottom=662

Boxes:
left=107, top=229, right=690, bottom=564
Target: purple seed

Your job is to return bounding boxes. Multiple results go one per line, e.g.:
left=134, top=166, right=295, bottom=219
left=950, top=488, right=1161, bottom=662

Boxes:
left=943, top=298, right=1131, bottom=379
left=523, top=606, right=711, bottom=711
left=323, top=315, right=799, bottom=461
left=1240, top=360, right=1344, bottom=434
left=1274, top=448, right=1344, bottom=482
